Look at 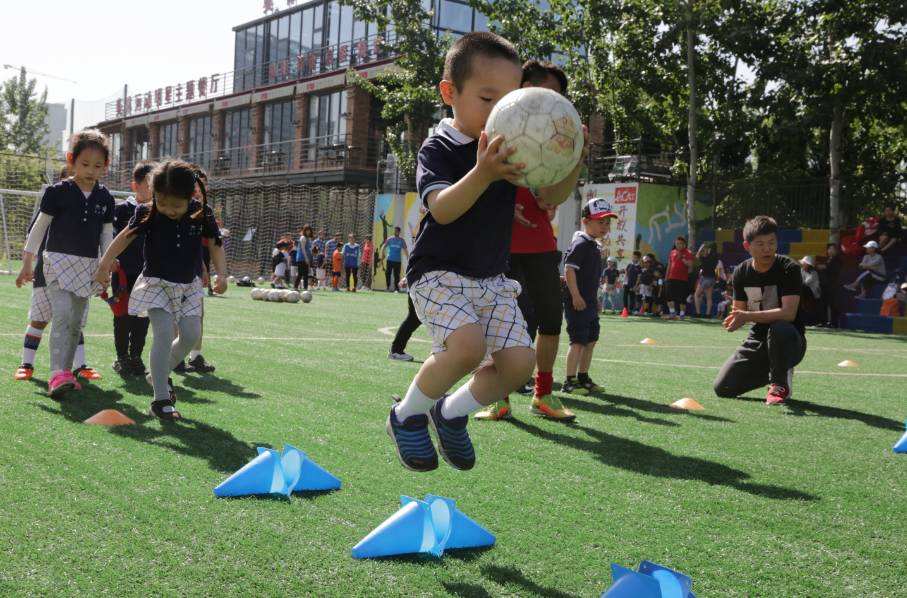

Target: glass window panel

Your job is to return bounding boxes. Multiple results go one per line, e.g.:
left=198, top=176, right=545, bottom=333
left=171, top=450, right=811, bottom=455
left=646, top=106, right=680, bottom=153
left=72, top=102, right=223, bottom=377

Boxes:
left=440, top=0, right=472, bottom=32
left=254, top=24, right=265, bottom=85
left=353, top=16, right=366, bottom=42
left=279, top=15, right=290, bottom=60
left=301, top=8, right=313, bottom=51
left=314, top=3, right=323, bottom=30
left=339, top=91, right=348, bottom=142
left=474, top=10, right=488, bottom=31
left=328, top=1, right=340, bottom=47
left=290, top=11, right=301, bottom=61
left=340, top=4, right=353, bottom=44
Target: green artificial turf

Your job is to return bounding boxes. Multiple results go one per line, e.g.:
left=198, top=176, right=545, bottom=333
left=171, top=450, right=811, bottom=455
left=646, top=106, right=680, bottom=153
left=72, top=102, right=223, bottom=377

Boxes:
left=0, top=282, right=904, bottom=596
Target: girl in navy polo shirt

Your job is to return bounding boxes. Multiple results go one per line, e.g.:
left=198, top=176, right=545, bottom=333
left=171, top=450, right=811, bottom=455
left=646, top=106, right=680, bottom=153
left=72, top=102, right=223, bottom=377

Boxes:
left=95, top=160, right=228, bottom=420
left=17, top=130, right=115, bottom=399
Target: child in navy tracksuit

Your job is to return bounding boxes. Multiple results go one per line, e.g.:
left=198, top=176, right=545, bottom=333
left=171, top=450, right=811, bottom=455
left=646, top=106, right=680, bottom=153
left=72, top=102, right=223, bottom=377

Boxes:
left=95, top=160, right=228, bottom=420
left=562, top=198, right=617, bottom=395
left=17, top=130, right=115, bottom=398
left=110, top=161, right=155, bottom=376
left=342, top=233, right=361, bottom=291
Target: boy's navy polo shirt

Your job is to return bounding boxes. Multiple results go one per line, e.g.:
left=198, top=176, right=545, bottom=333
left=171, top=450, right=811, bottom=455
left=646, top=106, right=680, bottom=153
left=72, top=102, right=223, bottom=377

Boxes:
left=407, top=118, right=517, bottom=286
left=128, top=200, right=221, bottom=284
left=113, top=198, right=146, bottom=279
left=563, top=232, right=603, bottom=307
left=39, top=179, right=114, bottom=258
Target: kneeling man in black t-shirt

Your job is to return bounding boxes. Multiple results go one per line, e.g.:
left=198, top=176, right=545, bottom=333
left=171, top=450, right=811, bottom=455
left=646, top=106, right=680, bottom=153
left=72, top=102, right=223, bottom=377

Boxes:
left=714, top=216, right=807, bottom=405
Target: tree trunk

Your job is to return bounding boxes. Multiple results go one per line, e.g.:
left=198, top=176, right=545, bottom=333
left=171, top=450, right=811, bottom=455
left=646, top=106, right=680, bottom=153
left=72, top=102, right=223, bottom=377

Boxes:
left=829, top=100, right=843, bottom=242
left=685, top=2, right=698, bottom=248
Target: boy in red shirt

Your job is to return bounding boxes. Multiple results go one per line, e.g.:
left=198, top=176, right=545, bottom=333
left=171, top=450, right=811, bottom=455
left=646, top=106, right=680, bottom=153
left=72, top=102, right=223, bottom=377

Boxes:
left=665, top=236, right=694, bottom=320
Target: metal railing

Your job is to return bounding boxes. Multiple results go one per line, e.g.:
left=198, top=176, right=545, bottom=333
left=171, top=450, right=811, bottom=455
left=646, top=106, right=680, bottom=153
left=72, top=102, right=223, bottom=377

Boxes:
left=104, top=134, right=385, bottom=188
left=105, top=31, right=397, bottom=120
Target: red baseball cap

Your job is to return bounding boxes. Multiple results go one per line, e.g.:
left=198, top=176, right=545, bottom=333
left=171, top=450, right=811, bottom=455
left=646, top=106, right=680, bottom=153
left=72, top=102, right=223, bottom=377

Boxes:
left=583, top=198, right=618, bottom=220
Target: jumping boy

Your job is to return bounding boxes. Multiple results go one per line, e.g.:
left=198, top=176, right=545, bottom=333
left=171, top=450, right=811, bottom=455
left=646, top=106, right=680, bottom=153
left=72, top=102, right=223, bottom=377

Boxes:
left=713, top=216, right=807, bottom=405
left=387, top=32, right=584, bottom=471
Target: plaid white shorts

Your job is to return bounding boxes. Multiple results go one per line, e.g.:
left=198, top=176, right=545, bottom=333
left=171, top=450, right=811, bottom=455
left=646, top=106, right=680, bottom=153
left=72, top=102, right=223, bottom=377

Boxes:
left=409, top=270, right=533, bottom=356
left=128, top=275, right=204, bottom=320
left=43, top=251, right=103, bottom=298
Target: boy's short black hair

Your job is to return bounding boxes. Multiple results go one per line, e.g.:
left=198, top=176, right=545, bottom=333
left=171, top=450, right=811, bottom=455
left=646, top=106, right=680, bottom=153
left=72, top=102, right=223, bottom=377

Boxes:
left=133, top=160, right=157, bottom=183
left=443, top=32, right=520, bottom=91
left=676, top=236, right=687, bottom=243
left=521, top=59, right=568, bottom=94
left=742, top=215, right=778, bottom=243
left=632, top=251, right=641, bottom=257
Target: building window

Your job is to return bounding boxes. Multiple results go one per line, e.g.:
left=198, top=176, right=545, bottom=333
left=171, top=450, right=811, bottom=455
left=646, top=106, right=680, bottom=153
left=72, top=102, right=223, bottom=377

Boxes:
left=307, top=90, right=348, bottom=161
left=439, top=0, right=473, bottom=33
left=159, top=122, right=179, bottom=158
left=187, top=115, right=212, bottom=169
left=109, top=133, right=122, bottom=168
left=222, top=108, right=250, bottom=171
left=262, top=100, right=295, bottom=168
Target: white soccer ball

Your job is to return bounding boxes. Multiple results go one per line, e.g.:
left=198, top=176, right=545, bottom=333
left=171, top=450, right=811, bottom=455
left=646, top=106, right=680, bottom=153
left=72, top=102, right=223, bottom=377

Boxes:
left=301, top=291, right=313, bottom=303
left=267, top=289, right=282, bottom=302
left=485, top=87, right=583, bottom=189
left=278, top=289, right=291, bottom=301
left=285, top=290, right=300, bottom=303
left=256, top=276, right=266, bottom=283
left=250, top=288, right=263, bottom=300
left=227, top=276, right=237, bottom=284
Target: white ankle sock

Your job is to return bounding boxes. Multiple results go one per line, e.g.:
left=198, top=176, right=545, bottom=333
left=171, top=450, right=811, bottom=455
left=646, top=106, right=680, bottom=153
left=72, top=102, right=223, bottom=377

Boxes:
left=394, top=380, right=437, bottom=421
left=73, top=336, right=86, bottom=368
left=22, top=326, right=43, bottom=365
left=441, top=384, right=483, bottom=419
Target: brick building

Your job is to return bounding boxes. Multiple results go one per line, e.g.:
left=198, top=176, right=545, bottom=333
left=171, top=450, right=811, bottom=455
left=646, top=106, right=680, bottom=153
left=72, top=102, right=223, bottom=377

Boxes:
left=96, top=0, right=495, bottom=189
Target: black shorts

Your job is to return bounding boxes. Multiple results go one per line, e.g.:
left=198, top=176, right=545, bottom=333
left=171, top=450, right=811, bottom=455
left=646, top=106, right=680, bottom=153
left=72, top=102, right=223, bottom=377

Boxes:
left=666, top=279, right=688, bottom=303
left=564, top=306, right=600, bottom=345
left=507, top=251, right=563, bottom=336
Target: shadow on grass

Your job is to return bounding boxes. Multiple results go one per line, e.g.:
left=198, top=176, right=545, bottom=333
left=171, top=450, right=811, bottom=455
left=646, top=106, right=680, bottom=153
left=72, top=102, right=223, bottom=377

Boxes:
left=558, top=391, right=734, bottom=425
left=509, top=419, right=817, bottom=501
left=440, top=582, right=493, bottom=598
left=109, top=374, right=216, bottom=405
left=32, top=385, right=257, bottom=474
left=734, top=395, right=903, bottom=431
left=108, top=416, right=258, bottom=474
left=480, top=564, right=582, bottom=598
left=177, top=373, right=262, bottom=399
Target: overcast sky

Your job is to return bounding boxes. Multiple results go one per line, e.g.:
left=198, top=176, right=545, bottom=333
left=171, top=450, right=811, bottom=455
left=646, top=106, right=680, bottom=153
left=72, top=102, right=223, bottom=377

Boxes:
left=1, top=0, right=270, bottom=132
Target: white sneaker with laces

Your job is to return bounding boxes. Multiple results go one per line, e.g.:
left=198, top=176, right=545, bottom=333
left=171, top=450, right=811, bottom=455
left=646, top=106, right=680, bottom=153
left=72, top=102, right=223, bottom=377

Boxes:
left=389, top=351, right=414, bottom=362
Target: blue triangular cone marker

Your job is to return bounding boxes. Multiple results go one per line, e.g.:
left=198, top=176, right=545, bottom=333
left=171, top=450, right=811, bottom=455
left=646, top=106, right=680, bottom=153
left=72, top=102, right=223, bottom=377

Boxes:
left=286, top=444, right=341, bottom=492
left=213, top=448, right=291, bottom=497
left=351, top=497, right=436, bottom=559
left=602, top=564, right=662, bottom=598
left=425, top=494, right=495, bottom=551
left=639, top=561, right=693, bottom=598
left=602, top=562, right=695, bottom=598
left=894, top=420, right=907, bottom=454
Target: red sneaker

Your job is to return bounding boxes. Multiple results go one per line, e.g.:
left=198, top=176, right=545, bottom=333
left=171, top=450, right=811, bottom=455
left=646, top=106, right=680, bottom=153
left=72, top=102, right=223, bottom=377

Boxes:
left=765, top=384, right=790, bottom=406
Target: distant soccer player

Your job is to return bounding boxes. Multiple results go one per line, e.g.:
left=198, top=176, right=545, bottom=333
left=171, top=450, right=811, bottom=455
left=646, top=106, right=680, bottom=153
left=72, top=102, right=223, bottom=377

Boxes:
left=713, top=216, right=807, bottom=405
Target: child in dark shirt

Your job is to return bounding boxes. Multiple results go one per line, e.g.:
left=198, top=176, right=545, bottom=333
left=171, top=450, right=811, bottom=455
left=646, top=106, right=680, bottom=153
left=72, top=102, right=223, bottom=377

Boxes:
left=387, top=32, right=586, bottom=472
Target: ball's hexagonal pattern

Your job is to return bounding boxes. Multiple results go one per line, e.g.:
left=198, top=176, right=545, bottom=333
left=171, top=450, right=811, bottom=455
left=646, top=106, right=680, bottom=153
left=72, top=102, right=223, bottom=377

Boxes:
left=486, top=87, right=583, bottom=189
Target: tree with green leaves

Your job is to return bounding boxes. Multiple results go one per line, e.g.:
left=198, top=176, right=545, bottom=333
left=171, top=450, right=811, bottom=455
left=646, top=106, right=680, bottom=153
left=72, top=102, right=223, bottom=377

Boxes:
left=345, top=0, right=449, bottom=180
left=2, top=67, right=49, bottom=155
left=750, top=0, right=907, bottom=237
